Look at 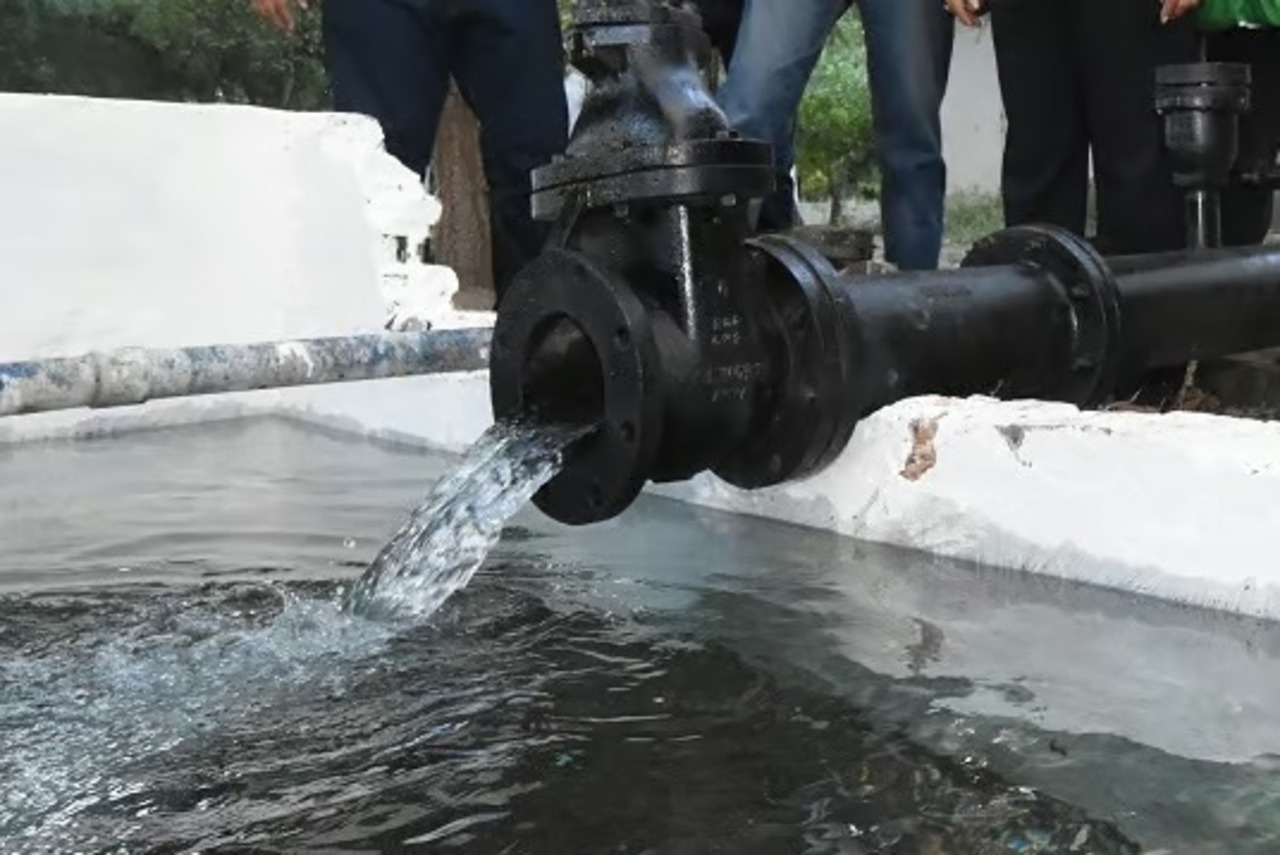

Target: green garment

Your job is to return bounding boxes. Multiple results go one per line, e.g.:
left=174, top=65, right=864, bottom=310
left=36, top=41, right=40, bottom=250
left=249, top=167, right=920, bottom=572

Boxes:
left=1197, top=0, right=1280, bottom=30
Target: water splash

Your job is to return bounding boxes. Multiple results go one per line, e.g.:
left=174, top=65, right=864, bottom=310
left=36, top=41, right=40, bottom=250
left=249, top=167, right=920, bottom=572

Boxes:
left=0, top=586, right=394, bottom=842
left=0, top=420, right=588, bottom=841
left=343, top=420, right=589, bottom=621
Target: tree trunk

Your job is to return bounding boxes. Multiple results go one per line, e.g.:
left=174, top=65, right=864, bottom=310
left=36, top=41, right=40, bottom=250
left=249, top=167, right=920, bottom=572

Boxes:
left=827, top=172, right=845, bottom=227
left=433, top=81, right=495, bottom=310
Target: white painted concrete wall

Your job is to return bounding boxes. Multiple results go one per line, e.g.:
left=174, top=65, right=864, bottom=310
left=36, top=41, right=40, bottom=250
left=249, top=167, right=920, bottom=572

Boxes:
left=653, top=397, right=1280, bottom=621
left=3, top=92, right=1280, bottom=627
left=0, top=94, right=383, bottom=360
left=0, top=93, right=489, bottom=444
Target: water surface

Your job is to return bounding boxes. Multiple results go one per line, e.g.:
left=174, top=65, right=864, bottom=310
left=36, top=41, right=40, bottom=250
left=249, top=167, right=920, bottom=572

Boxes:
left=2, top=418, right=1279, bottom=853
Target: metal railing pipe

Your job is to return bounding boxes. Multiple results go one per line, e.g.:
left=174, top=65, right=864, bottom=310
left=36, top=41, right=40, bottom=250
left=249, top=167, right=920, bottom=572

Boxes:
left=0, top=327, right=492, bottom=417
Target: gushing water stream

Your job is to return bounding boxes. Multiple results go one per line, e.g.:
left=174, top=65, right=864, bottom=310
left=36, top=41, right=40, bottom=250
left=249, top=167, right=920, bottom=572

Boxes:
left=343, top=419, right=590, bottom=620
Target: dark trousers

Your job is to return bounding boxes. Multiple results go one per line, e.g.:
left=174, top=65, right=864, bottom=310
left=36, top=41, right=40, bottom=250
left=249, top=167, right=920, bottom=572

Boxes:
left=717, top=0, right=954, bottom=268
left=1209, top=28, right=1280, bottom=247
left=692, top=0, right=745, bottom=67
left=990, top=0, right=1198, bottom=255
left=322, top=0, right=568, bottom=300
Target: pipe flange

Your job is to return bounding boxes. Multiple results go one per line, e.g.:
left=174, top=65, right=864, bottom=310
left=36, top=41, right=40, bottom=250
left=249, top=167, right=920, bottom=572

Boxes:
left=532, top=140, right=773, bottom=220
left=713, top=234, right=857, bottom=489
left=490, top=249, right=663, bottom=525
left=1156, top=62, right=1252, bottom=113
left=1156, top=61, right=1251, bottom=87
left=962, top=225, right=1122, bottom=405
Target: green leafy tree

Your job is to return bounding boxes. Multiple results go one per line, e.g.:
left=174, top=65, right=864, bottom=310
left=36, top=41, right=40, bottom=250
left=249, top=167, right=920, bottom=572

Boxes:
left=795, top=14, right=875, bottom=225
left=0, top=0, right=327, bottom=109
left=0, top=0, right=155, bottom=97
left=127, top=0, right=327, bottom=108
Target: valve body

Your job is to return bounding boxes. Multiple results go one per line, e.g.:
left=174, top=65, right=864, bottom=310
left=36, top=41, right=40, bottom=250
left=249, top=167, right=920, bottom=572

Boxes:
left=490, top=1, right=1280, bottom=526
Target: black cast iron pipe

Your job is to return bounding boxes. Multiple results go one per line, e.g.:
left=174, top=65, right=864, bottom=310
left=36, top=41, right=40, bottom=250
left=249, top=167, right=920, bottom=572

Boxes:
left=1155, top=61, right=1252, bottom=251
left=1105, top=244, right=1280, bottom=276
left=699, top=225, right=1126, bottom=495
left=489, top=0, right=1280, bottom=528
left=1116, top=246, right=1280, bottom=368
left=497, top=221, right=1280, bottom=527
left=765, top=233, right=1280, bottom=440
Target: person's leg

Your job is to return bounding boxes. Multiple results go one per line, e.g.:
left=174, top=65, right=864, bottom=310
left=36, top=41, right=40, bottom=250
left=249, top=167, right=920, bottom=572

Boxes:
left=1074, top=0, right=1197, bottom=255
left=1210, top=28, right=1280, bottom=246
left=716, top=0, right=846, bottom=230
left=321, top=0, right=450, bottom=178
left=856, top=0, right=954, bottom=270
left=451, top=0, right=568, bottom=301
left=989, top=0, right=1089, bottom=238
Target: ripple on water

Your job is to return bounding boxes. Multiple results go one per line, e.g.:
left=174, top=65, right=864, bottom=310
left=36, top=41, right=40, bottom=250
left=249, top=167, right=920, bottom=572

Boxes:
left=0, top=583, right=392, bottom=841
left=0, top=576, right=1142, bottom=854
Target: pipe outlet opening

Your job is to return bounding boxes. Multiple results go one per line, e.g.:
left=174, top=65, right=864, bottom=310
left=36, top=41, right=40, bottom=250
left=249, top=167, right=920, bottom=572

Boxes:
left=521, top=315, right=606, bottom=428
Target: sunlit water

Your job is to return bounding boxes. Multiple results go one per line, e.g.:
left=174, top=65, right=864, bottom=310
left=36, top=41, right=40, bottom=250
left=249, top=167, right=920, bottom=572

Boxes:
left=3, top=418, right=1280, bottom=852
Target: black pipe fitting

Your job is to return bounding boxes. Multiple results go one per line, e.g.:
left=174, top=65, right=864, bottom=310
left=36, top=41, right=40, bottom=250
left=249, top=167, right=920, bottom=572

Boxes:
left=491, top=1, right=1280, bottom=528
left=491, top=1, right=775, bottom=524
left=1155, top=61, right=1253, bottom=249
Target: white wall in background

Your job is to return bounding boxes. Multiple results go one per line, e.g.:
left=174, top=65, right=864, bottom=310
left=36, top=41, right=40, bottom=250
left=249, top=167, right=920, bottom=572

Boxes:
left=0, top=95, right=382, bottom=360
left=0, top=93, right=471, bottom=364
left=940, top=24, right=1005, bottom=196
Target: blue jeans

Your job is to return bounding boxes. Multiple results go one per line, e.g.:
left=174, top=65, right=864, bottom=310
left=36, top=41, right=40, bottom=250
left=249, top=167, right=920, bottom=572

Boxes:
left=322, top=0, right=568, bottom=299
left=717, top=0, right=955, bottom=270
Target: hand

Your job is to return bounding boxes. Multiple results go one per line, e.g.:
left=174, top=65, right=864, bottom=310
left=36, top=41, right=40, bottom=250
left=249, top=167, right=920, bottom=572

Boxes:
left=944, top=0, right=988, bottom=27
left=1160, top=0, right=1200, bottom=23
left=252, top=0, right=310, bottom=33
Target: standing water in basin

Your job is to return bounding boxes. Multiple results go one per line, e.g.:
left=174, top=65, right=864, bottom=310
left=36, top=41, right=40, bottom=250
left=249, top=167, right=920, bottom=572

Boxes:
left=343, top=419, right=589, bottom=620
left=1, top=421, right=1267, bottom=852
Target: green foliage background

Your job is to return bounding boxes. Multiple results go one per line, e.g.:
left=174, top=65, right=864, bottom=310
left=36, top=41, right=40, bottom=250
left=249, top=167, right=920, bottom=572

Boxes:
left=0, top=0, right=875, bottom=219
left=796, top=13, right=877, bottom=216
left=0, top=0, right=327, bottom=108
